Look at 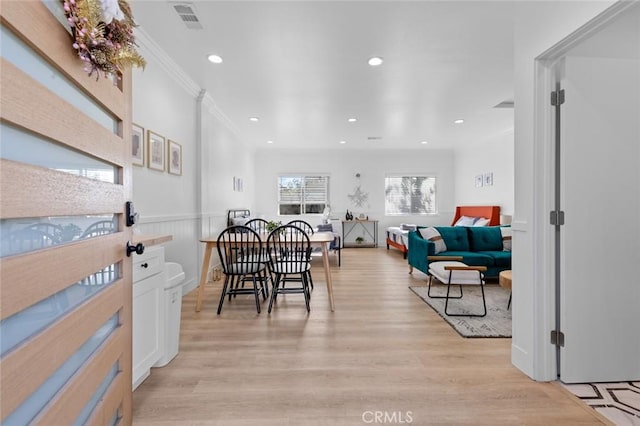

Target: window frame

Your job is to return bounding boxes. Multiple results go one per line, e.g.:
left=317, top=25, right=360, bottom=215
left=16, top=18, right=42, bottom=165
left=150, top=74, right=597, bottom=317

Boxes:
left=277, top=174, right=330, bottom=216
left=384, top=174, right=437, bottom=216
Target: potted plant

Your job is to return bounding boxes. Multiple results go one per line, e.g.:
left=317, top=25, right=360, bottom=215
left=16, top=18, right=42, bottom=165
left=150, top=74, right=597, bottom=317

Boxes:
left=355, top=236, right=365, bottom=244
left=266, top=220, right=282, bottom=233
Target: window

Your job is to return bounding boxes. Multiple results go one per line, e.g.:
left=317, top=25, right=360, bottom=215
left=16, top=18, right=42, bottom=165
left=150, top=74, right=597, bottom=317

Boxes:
left=385, top=175, right=436, bottom=215
left=278, top=175, right=329, bottom=215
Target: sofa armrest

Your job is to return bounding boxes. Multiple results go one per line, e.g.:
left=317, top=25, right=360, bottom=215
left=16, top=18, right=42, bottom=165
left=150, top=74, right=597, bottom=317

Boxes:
left=408, top=231, right=434, bottom=275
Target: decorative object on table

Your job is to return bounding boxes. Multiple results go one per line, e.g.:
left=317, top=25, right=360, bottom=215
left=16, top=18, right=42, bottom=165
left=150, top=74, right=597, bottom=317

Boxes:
left=167, top=140, right=182, bottom=175
left=61, top=0, right=146, bottom=80
left=345, top=210, right=353, bottom=221
left=475, top=174, right=484, bottom=187
left=483, top=172, right=493, bottom=186
left=355, top=236, right=364, bottom=244
left=347, top=173, right=370, bottom=208
left=322, top=205, right=331, bottom=224
left=266, top=220, right=282, bottom=233
left=147, top=130, right=165, bottom=171
left=131, top=123, right=144, bottom=166
left=409, top=285, right=512, bottom=338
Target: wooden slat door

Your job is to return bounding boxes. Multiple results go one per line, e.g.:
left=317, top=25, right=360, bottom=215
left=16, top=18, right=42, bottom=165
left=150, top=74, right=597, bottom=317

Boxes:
left=1, top=2, right=133, bottom=424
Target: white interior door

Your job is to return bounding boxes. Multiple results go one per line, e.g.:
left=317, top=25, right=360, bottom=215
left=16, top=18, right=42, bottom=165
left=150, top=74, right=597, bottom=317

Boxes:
left=559, top=46, right=640, bottom=381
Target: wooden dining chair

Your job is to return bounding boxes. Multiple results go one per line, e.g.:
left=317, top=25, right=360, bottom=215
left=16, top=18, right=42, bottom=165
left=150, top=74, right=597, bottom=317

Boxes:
left=216, top=226, right=269, bottom=314
left=266, top=224, right=312, bottom=313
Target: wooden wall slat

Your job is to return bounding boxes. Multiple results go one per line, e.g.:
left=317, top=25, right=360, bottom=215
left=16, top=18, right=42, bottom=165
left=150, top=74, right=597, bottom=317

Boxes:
left=0, top=2, right=125, bottom=120
left=85, top=374, right=124, bottom=426
left=0, top=159, right=124, bottom=219
left=0, top=233, right=124, bottom=320
left=0, top=59, right=124, bottom=166
left=0, top=281, right=123, bottom=419
left=32, top=326, right=124, bottom=426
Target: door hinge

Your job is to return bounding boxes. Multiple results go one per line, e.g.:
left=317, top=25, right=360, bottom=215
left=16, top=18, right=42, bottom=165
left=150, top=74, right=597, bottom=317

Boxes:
left=550, top=330, right=565, bottom=347
left=550, top=210, right=565, bottom=226
left=551, top=89, right=565, bottom=106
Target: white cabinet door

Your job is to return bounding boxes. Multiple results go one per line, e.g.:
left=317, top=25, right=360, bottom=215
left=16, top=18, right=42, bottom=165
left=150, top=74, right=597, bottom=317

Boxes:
left=132, top=246, right=166, bottom=389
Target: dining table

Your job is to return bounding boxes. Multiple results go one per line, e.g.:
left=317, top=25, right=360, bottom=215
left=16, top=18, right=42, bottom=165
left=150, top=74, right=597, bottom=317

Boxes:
left=195, top=231, right=337, bottom=312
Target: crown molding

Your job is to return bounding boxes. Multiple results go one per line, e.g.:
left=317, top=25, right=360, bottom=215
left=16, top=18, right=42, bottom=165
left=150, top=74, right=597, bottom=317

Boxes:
left=135, top=27, right=201, bottom=98
left=135, top=28, right=242, bottom=139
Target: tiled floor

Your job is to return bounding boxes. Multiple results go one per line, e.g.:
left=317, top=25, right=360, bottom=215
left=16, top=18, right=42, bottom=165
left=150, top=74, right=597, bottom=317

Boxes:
left=563, top=382, right=640, bottom=425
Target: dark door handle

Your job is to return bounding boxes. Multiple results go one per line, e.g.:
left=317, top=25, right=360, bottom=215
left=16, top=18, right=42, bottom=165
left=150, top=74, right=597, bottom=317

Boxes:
left=126, top=241, right=145, bottom=257
left=141, top=262, right=149, bottom=268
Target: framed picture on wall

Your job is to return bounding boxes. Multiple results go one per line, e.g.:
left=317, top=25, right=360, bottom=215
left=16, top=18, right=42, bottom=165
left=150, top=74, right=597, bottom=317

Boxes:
left=132, top=123, right=145, bottom=166
left=484, top=172, right=494, bottom=186
left=147, top=130, right=165, bottom=171
left=475, top=174, right=484, bottom=187
left=168, top=140, right=182, bottom=176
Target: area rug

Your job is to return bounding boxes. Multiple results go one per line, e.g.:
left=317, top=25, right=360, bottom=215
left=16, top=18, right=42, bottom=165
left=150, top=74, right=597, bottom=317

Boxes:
left=409, top=284, right=512, bottom=338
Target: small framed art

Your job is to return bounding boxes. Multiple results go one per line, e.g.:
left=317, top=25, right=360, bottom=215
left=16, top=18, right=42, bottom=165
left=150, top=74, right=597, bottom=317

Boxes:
left=147, top=130, right=165, bottom=171
left=168, top=140, right=182, bottom=176
left=475, top=175, right=484, bottom=188
left=132, top=123, right=145, bottom=166
left=484, top=172, right=493, bottom=186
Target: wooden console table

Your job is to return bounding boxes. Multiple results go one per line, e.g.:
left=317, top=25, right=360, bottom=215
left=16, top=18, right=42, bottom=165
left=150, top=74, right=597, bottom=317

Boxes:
left=342, top=220, right=378, bottom=248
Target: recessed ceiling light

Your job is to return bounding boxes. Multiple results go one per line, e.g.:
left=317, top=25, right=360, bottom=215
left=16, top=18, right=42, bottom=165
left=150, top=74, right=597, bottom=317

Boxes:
left=420, top=140, right=428, bottom=145
left=348, top=118, right=357, bottom=122
left=266, top=140, right=273, bottom=144
left=207, top=54, right=223, bottom=64
left=249, top=117, right=259, bottom=122
left=339, top=140, right=347, bottom=144
left=454, top=119, right=465, bottom=124
left=368, top=56, right=383, bottom=66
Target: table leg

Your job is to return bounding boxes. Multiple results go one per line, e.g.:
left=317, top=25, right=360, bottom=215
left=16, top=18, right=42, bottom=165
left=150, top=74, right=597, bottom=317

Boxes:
left=321, top=243, right=335, bottom=311
left=196, top=243, right=213, bottom=312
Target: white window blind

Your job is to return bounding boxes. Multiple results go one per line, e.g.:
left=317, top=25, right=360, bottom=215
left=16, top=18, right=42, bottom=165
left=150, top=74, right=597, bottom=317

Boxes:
left=385, top=176, right=436, bottom=215
left=278, top=175, right=329, bottom=215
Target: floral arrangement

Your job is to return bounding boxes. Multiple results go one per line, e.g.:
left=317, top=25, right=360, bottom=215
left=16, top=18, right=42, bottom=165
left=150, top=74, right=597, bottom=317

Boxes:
left=266, top=220, right=282, bottom=233
left=62, top=0, right=145, bottom=79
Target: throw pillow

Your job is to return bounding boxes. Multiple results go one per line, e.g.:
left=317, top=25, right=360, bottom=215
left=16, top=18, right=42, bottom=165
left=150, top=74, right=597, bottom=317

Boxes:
left=401, top=223, right=417, bottom=231
left=501, top=227, right=512, bottom=251
left=473, top=218, right=490, bottom=227
left=454, top=215, right=477, bottom=227
left=418, top=227, right=447, bottom=254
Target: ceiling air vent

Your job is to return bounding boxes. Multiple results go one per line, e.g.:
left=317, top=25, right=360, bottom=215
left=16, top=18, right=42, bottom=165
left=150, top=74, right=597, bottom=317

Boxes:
left=172, top=3, right=203, bottom=30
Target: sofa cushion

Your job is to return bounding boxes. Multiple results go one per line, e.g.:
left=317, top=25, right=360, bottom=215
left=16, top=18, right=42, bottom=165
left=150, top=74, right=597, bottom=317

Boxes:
left=435, top=226, right=470, bottom=252
left=418, top=227, right=447, bottom=254
left=437, top=251, right=495, bottom=267
left=477, top=251, right=511, bottom=267
left=468, top=226, right=503, bottom=251
left=454, top=215, right=477, bottom=226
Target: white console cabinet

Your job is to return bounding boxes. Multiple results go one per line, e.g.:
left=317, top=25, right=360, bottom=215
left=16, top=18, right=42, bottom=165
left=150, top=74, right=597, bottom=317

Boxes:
left=132, top=245, right=166, bottom=390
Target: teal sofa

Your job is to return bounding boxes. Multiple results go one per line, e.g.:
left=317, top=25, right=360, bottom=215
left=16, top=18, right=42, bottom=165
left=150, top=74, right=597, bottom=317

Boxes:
left=407, top=226, right=511, bottom=279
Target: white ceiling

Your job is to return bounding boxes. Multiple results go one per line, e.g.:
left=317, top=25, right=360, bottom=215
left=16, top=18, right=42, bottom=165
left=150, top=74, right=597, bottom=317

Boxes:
left=132, top=1, right=516, bottom=150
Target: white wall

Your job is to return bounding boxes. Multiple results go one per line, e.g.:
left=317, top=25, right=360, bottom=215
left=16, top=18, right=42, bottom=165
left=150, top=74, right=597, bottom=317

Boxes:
left=454, top=128, right=514, bottom=215
left=132, top=40, right=200, bottom=294
left=253, top=148, right=456, bottom=232
left=512, top=0, right=615, bottom=380
left=132, top=32, right=255, bottom=295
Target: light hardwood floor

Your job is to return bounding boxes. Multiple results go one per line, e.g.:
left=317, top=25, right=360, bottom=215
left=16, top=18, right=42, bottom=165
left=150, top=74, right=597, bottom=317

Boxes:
left=132, top=248, right=607, bottom=425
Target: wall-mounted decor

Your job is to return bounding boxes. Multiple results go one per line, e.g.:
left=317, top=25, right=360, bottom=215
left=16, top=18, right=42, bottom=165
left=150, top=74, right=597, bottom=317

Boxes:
left=147, top=130, right=165, bottom=171
left=168, top=140, right=182, bottom=176
left=348, top=172, right=369, bottom=208
left=132, top=123, right=145, bottom=167
left=232, top=176, right=243, bottom=192
left=484, top=172, right=494, bottom=186
left=475, top=175, right=484, bottom=188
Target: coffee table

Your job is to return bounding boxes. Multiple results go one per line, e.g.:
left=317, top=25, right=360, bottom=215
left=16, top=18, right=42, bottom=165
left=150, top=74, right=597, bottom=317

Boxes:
left=499, top=270, right=512, bottom=309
